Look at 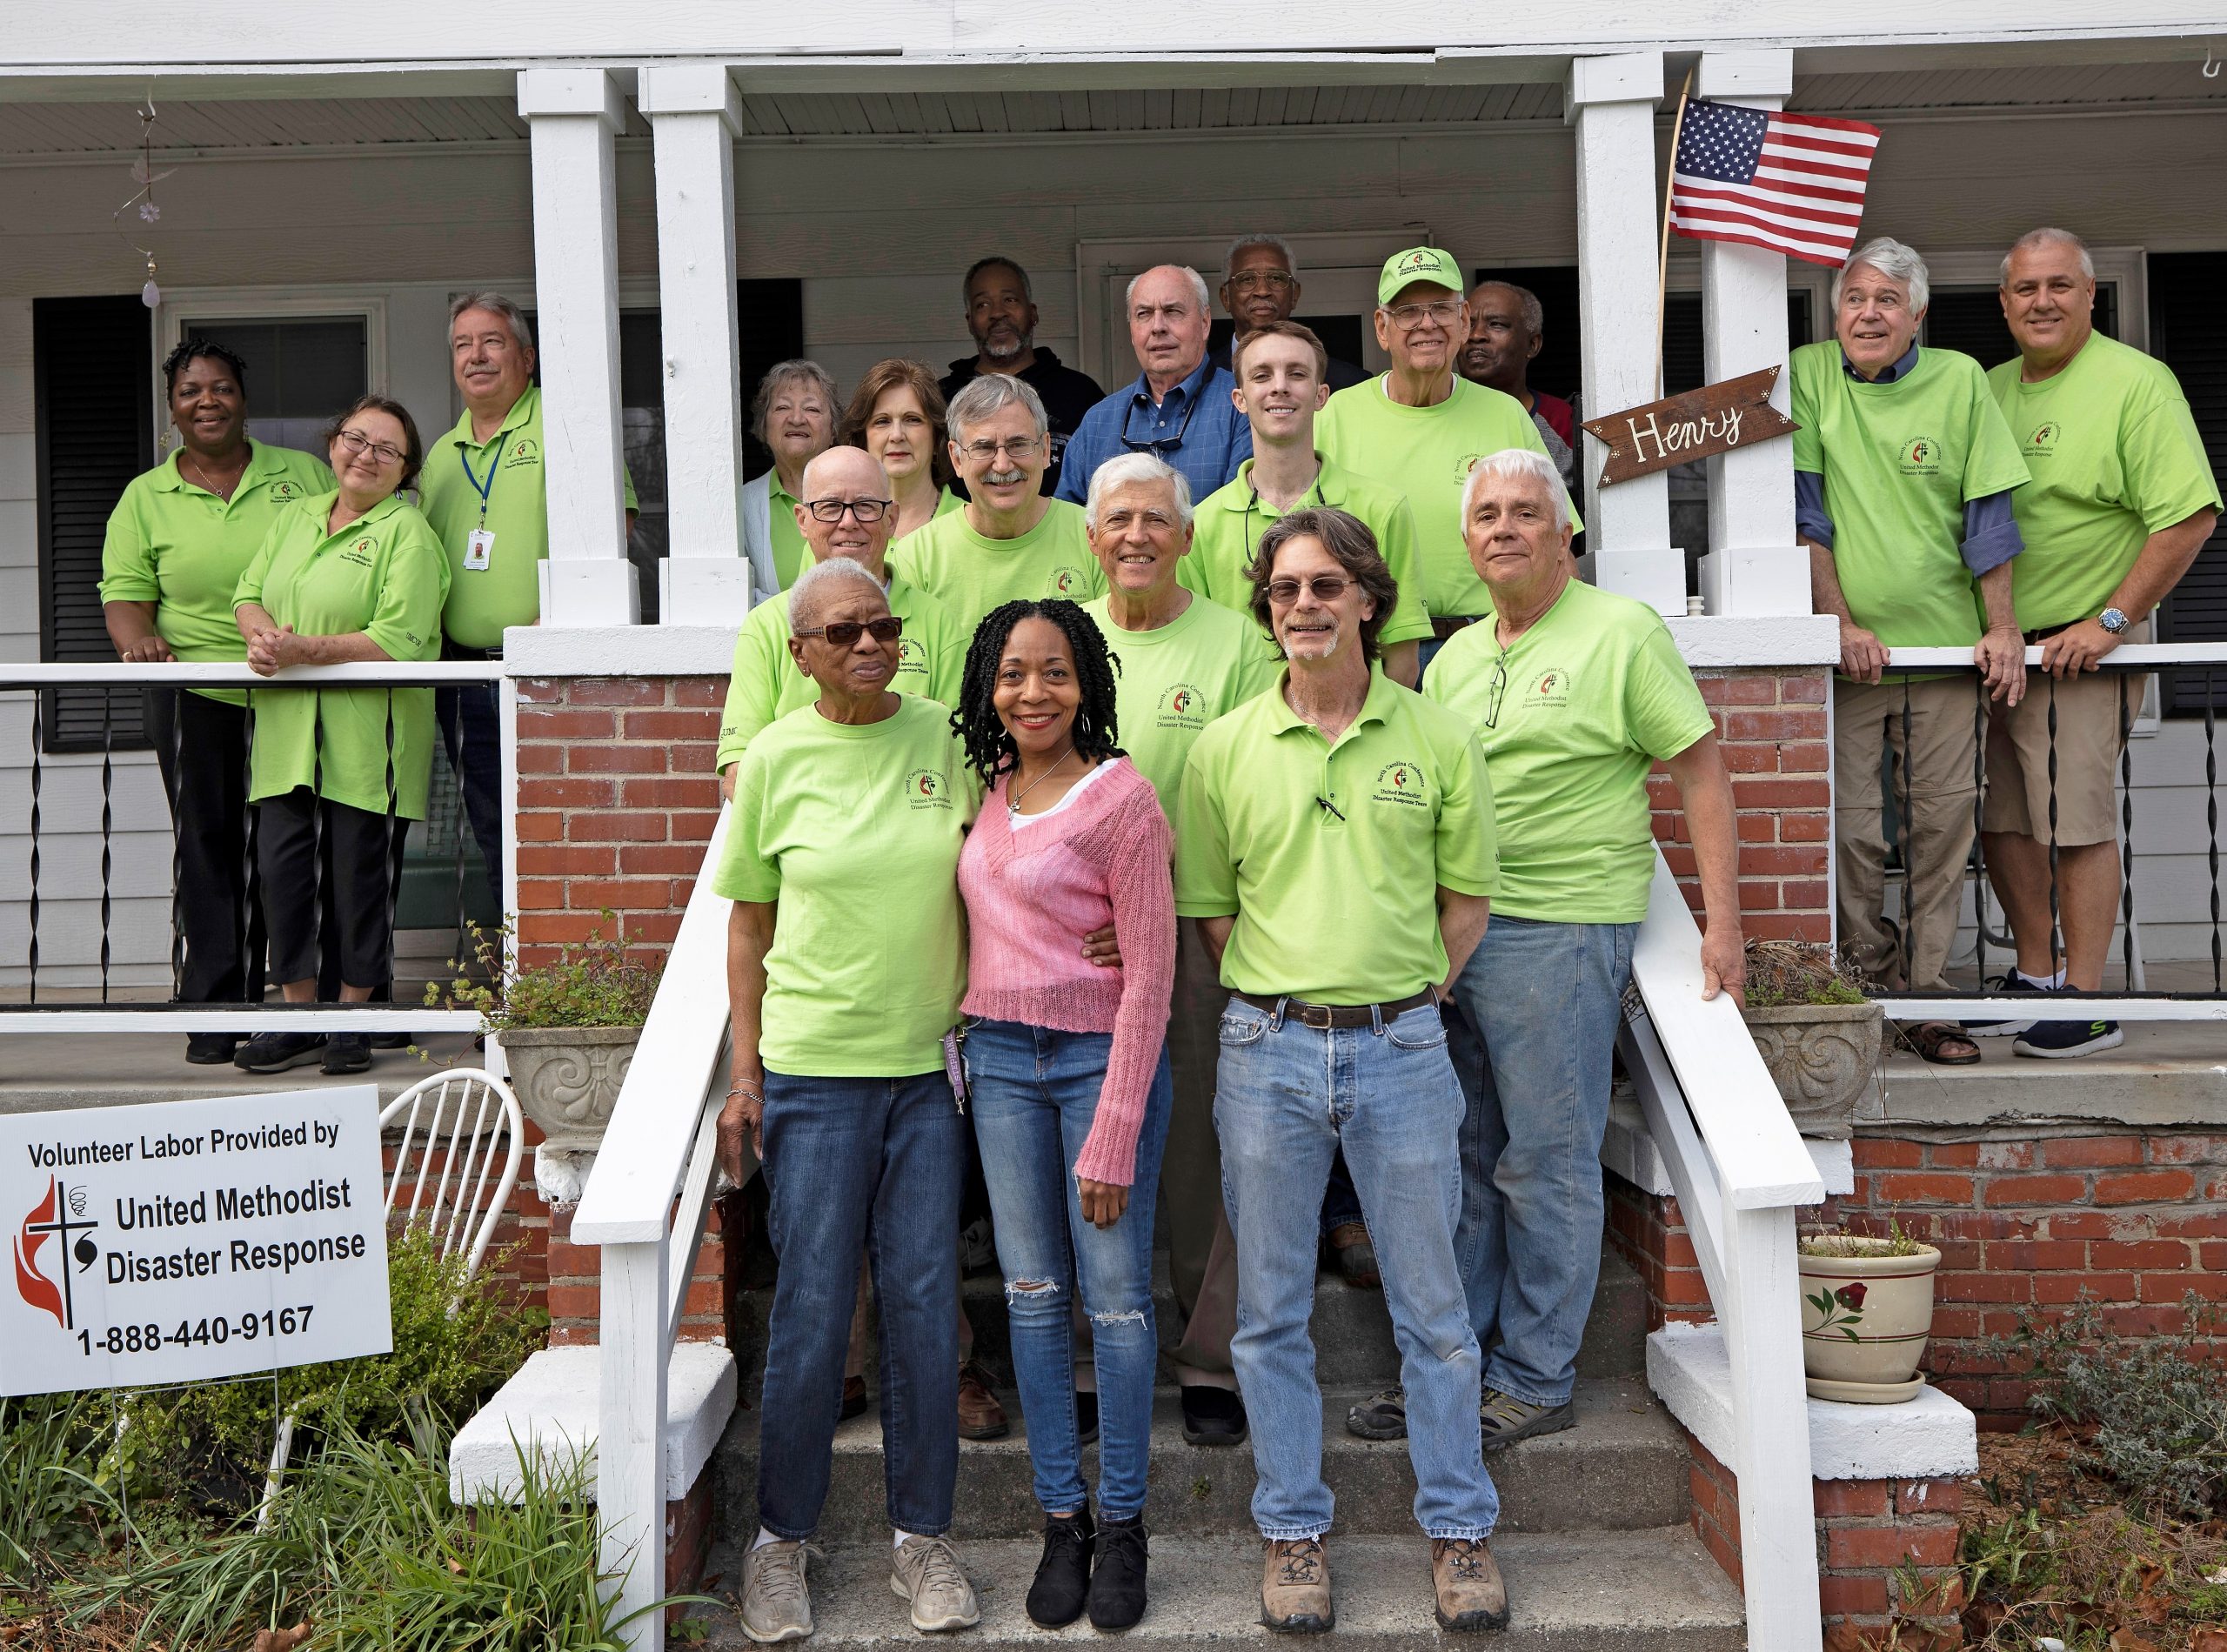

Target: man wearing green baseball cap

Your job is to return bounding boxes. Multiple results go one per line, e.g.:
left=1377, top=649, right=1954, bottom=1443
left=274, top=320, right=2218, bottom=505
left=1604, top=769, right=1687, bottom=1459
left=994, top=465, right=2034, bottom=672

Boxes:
left=1318, top=249, right=1575, bottom=671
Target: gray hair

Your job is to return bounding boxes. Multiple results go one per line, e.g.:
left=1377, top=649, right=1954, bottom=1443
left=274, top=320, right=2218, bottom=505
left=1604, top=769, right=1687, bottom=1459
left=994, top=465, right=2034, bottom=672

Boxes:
left=962, top=255, right=1033, bottom=305
left=1471, top=280, right=1544, bottom=337
left=2000, top=227, right=2095, bottom=286
left=750, top=359, right=839, bottom=445
left=1460, top=448, right=1570, bottom=534
left=1224, top=234, right=1298, bottom=284
left=945, top=372, right=1048, bottom=445
left=1084, top=451, right=1194, bottom=535
left=788, top=554, right=886, bottom=628
left=449, top=291, right=535, bottom=355
left=1125, top=264, right=1213, bottom=318
left=1833, top=237, right=1929, bottom=313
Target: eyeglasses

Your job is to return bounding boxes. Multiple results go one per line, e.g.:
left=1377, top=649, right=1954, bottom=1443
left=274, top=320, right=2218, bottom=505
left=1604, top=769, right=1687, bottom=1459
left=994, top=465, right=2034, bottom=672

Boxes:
left=959, top=437, right=1043, bottom=464
left=1383, top=298, right=1465, bottom=331
left=336, top=427, right=406, bottom=466
left=1266, top=575, right=1359, bottom=605
left=1227, top=271, right=1295, bottom=293
left=802, top=497, right=894, bottom=524
left=1481, top=654, right=1509, bottom=729
left=794, top=616, right=905, bottom=647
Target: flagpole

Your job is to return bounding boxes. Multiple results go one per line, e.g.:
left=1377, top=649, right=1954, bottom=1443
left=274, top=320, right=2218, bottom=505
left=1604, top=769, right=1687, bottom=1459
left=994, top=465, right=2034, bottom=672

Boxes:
left=1655, top=67, right=1695, bottom=398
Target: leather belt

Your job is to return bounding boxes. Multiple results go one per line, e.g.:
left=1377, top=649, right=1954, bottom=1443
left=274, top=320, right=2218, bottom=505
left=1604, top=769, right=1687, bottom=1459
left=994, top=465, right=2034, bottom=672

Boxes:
left=1232, top=987, right=1438, bottom=1029
left=1431, top=615, right=1480, bottom=640
left=441, top=639, right=504, bottom=662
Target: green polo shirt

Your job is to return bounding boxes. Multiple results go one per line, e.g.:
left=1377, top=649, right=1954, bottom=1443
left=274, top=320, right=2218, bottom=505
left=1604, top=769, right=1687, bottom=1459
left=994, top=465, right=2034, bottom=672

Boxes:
left=1174, top=666, right=1498, bottom=1003
left=233, top=492, right=449, bottom=819
left=766, top=476, right=808, bottom=592
left=712, top=694, right=977, bottom=1077
left=1424, top=579, right=1713, bottom=924
left=1185, top=454, right=1433, bottom=649
left=1986, top=333, right=2221, bottom=632
left=889, top=499, right=1106, bottom=633
left=418, top=387, right=639, bottom=649
left=1080, top=592, right=1281, bottom=813
left=99, top=441, right=336, bottom=706
left=714, top=571, right=968, bottom=772
left=1316, top=376, right=1576, bottom=620
left=1790, top=342, right=2030, bottom=648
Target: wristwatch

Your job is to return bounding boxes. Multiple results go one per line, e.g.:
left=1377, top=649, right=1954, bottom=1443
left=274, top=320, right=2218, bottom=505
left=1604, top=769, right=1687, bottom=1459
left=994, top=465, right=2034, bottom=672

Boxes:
left=2097, top=606, right=2130, bottom=635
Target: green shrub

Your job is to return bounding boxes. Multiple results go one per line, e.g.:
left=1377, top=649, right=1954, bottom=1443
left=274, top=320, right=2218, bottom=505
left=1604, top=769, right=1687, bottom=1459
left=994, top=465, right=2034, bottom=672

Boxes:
left=423, top=915, right=659, bottom=1032
left=0, top=1390, right=120, bottom=1582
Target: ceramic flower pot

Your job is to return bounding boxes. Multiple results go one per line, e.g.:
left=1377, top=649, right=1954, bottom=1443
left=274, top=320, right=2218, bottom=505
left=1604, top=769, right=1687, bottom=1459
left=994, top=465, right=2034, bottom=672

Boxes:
left=492, top=1025, right=641, bottom=1154
left=1742, top=1000, right=1883, bottom=1139
left=1797, top=1236, right=1942, bottom=1403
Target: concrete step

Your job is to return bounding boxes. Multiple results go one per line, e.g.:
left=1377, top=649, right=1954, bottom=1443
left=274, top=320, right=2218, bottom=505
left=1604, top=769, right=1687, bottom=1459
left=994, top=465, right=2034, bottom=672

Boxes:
left=690, top=1527, right=1745, bottom=1651
left=713, top=1378, right=1687, bottom=1545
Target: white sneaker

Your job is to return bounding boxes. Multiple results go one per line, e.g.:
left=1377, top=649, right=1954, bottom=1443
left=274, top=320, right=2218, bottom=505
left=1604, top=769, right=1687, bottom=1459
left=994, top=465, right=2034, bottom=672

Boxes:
left=892, top=1534, right=981, bottom=1632
left=739, top=1539, right=815, bottom=1642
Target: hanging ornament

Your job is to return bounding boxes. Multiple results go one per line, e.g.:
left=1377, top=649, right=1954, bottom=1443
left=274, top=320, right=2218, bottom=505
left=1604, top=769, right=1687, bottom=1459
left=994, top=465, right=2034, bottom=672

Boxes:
left=115, top=91, right=172, bottom=308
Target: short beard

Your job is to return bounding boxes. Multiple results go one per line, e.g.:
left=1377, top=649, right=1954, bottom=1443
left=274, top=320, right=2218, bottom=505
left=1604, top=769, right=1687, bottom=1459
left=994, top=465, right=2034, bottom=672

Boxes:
left=981, top=331, right=1030, bottom=362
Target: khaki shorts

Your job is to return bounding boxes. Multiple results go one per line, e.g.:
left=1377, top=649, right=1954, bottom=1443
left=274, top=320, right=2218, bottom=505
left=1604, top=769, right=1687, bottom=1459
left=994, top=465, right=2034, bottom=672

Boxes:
left=1982, top=621, right=2147, bottom=846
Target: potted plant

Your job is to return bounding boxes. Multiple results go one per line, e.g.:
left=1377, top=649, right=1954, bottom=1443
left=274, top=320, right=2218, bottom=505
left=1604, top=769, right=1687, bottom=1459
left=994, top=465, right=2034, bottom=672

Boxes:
left=1796, top=1221, right=1943, bottom=1403
left=1738, top=940, right=1883, bottom=1139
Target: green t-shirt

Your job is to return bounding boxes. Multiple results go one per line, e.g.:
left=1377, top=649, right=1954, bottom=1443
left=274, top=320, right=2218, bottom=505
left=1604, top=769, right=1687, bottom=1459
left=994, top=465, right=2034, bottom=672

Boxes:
left=232, top=492, right=450, bottom=819
left=889, top=499, right=1106, bottom=635
left=418, top=387, right=639, bottom=649
left=1174, top=667, right=1499, bottom=1003
left=712, top=694, right=976, bottom=1077
left=98, top=441, right=336, bottom=706
left=1316, top=376, right=1576, bottom=619
left=1080, top=592, right=1281, bottom=814
left=1423, top=579, right=1713, bottom=924
left=1185, top=454, right=1434, bottom=649
left=714, top=570, right=968, bottom=772
left=1790, top=342, right=2030, bottom=648
left=1986, top=333, right=2222, bottom=632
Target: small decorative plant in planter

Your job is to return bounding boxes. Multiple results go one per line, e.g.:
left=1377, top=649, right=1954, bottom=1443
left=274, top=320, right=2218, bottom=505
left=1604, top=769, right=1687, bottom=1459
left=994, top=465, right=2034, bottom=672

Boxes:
left=1739, top=940, right=1883, bottom=1139
left=1796, top=1220, right=1943, bottom=1404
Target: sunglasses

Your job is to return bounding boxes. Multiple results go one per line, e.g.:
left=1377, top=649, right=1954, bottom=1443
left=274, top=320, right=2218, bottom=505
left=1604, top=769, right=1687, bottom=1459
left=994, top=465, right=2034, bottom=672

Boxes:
left=1266, top=575, right=1359, bottom=605
left=794, top=616, right=904, bottom=647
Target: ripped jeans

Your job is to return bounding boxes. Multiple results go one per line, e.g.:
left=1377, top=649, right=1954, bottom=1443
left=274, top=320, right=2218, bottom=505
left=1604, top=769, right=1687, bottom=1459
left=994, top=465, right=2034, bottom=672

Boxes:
left=965, top=1019, right=1172, bottom=1522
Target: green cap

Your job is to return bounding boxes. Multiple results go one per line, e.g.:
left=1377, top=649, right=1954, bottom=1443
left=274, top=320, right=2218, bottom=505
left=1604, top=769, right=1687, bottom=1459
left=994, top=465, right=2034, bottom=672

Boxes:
left=1377, top=247, right=1464, bottom=306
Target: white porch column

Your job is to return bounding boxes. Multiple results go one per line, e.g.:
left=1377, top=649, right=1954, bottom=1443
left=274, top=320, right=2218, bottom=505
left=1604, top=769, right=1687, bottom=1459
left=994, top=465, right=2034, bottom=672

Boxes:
left=518, top=68, right=639, bottom=626
left=1695, top=50, right=1810, bottom=619
left=1566, top=51, right=1682, bottom=618
left=639, top=63, right=753, bottom=627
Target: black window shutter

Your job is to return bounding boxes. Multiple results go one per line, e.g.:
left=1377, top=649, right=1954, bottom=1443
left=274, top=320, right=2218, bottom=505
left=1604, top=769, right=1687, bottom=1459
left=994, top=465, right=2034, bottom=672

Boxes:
left=737, top=278, right=806, bottom=478
left=2150, top=251, right=2227, bottom=713
left=35, top=295, right=154, bottom=752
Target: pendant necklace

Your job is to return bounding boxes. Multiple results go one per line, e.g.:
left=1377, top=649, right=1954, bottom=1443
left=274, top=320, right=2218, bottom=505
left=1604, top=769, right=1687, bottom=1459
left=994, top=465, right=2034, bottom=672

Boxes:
left=1008, top=746, right=1076, bottom=816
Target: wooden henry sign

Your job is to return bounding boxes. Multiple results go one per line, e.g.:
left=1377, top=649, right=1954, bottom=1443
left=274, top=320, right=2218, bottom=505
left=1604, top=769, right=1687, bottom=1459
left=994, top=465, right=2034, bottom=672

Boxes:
left=1582, top=366, right=1797, bottom=485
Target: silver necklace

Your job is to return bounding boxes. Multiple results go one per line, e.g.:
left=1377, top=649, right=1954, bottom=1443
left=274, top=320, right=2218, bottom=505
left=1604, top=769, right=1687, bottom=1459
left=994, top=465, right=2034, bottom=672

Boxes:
left=184, top=450, right=241, bottom=501
left=1008, top=746, right=1076, bottom=816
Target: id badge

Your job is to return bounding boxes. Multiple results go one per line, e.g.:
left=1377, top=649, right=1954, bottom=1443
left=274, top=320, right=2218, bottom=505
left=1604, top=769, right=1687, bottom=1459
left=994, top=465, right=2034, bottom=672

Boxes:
left=464, top=528, right=495, bottom=571
left=943, top=1030, right=968, bottom=1114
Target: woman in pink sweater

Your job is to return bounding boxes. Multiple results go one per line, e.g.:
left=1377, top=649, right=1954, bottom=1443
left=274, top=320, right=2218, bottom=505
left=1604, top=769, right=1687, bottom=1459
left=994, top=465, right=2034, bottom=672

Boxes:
left=954, top=598, right=1175, bottom=1632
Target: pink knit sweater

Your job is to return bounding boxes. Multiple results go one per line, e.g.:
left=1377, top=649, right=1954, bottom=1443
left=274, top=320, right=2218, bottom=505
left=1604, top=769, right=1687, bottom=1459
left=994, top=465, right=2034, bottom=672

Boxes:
left=957, top=757, right=1176, bottom=1187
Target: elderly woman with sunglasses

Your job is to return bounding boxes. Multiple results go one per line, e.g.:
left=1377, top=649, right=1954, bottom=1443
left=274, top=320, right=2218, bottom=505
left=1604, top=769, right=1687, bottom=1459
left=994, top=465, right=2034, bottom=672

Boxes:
left=228, top=397, right=448, bottom=1077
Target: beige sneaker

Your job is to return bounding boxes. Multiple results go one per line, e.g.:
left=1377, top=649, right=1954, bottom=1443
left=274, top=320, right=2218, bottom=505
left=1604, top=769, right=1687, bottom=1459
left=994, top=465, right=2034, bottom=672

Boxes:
left=891, top=1534, right=980, bottom=1632
left=1260, top=1536, right=1334, bottom=1633
left=1431, top=1536, right=1509, bottom=1632
left=739, top=1539, right=814, bottom=1643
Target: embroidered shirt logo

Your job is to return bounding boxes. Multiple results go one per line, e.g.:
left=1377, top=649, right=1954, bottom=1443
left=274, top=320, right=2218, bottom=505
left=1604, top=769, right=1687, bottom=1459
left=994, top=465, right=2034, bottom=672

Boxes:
left=503, top=437, right=541, bottom=470
left=1049, top=566, right=1088, bottom=597
left=1372, top=760, right=1429, bottom=808
left=269, top=481, right=299, bottom=502
left=1531, top=668, right=1571, bottom=708
left=2024, top=422, right=2060, bottom=455
left=338, top=537, right=378, bottom=568
left=1156, top=683, right=1208, bottom=731
left=906, top=767, right=953, bottom=810
left=1898, top=436, right=1941, bottom=475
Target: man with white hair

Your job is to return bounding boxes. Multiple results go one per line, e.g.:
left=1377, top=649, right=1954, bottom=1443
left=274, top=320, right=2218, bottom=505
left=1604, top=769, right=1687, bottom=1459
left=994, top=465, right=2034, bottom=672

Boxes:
left=1976, top=227, right=2220, bottom=1057
left=1210, top=235, right=1368, bottom=391
left=1056, top=264, right=1250, bottom=508
left=1793, top=236, right=2030, bottom=1067
left=1347, top=448, right=1742, bottom=1450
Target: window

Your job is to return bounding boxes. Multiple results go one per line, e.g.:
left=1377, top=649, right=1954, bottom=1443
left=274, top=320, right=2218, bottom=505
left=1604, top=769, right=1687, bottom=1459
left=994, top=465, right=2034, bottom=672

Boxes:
left=178, top=315, right=368, bottom=452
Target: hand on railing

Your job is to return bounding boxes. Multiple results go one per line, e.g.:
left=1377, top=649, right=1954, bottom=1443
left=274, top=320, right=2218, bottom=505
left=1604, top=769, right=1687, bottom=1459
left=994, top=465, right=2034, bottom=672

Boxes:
left=1973, top=623, right=2028, bottom=707
left=2036, top=617, right=2123, bottom=679
left=1836, top=618, right=1889, bottom=684
left=1700, top=921, right=1746, bottom=1008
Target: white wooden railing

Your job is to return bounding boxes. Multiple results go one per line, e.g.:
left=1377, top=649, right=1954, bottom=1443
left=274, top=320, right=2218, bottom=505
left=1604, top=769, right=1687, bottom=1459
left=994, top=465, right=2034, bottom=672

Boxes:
left=568, top=802, right=739, bottom=1643
left=1622, top=853, right=1828, bottom=1650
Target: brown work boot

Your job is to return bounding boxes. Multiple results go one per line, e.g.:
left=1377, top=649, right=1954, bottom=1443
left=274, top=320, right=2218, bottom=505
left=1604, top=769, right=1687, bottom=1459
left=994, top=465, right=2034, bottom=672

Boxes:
left=1431, top=1536, right=1509, bottom=1632
left=1261, top=1536, right=1333, bottom=1633
left=957, top=1359, right=1009, bottom=1440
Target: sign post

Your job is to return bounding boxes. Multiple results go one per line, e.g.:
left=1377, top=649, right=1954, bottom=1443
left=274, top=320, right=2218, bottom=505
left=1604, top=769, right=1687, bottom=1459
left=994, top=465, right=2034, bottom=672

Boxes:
left=3, top=1087, right=392, bottom=1396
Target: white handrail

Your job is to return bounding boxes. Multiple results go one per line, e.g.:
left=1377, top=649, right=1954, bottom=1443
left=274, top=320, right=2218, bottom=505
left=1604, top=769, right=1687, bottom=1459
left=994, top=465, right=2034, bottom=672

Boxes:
left=0, top=661, right=501, bottom=686
left=1883, top=640, right=2227, bottom=670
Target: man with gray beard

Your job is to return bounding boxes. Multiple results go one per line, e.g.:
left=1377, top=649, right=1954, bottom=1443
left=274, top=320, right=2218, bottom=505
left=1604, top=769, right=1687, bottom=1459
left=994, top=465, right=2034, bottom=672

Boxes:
left=940, top=257, right=1104, bottom=497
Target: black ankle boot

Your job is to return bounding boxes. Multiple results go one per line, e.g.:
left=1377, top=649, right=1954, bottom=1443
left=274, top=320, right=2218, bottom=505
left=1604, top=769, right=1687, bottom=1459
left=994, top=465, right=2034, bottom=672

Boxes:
left=1088, top=1514, right=1148, bottom=1631
left=1026, top=1506, right=1094, bottom=1629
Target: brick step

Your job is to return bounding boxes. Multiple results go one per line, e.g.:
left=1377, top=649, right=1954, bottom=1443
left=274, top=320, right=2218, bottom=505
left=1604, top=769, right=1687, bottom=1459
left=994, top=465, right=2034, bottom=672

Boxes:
left=690, top=1526, right=1744, bottom=1650
left=713, top=1378, right=1687, bottom=1545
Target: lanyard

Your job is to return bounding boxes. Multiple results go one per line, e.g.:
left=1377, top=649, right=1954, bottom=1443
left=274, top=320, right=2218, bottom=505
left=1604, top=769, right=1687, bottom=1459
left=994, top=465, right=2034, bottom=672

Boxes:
left=1242, top=470, right=1328, bottom=570
left=458, top=438, right=503, bottom=528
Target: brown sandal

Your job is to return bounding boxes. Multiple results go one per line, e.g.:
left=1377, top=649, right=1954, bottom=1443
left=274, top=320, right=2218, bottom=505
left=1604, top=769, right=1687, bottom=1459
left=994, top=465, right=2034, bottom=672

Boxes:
left=1904, top=1020, right=1981, bottom=1066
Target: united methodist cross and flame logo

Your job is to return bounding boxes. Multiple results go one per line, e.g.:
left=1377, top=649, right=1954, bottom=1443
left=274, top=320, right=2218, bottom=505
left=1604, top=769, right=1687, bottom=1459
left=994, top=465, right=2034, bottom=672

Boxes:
left=2027, top=422, right=2060, bottom=454
left=1372, top=760, right=1428, bottom=807
left=906, top=767, right=953, bottom=810
left=1899, top=436, right=1941, bottom=474
left=505, top=437, right=541, bottom=468
left=15, top=1176, right=99, bottom=1332
left=1157, top=683, right=1207, bottom=729
left=1051, top=567, right=1087, bottom=597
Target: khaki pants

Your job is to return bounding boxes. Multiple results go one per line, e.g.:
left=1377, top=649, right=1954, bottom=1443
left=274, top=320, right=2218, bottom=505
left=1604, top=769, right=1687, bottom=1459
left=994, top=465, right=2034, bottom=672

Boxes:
left=1160, top=919, right=1239, bottom=1389
left=1834, top=676, right=1981, bottom=993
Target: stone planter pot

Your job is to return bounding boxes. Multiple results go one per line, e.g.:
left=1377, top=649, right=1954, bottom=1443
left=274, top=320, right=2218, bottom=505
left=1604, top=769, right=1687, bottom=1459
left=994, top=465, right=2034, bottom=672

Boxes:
left=1797, top=1237, right=1943, bottom=1403
left=1741, top=1000, right=1883, bottom=1139
left=493, top=1027, right=642, bottom=1203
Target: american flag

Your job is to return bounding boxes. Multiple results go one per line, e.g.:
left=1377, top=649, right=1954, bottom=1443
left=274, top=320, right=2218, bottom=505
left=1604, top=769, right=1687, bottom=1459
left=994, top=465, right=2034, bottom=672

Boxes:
left=1669, top=98, right=1883, bottom=266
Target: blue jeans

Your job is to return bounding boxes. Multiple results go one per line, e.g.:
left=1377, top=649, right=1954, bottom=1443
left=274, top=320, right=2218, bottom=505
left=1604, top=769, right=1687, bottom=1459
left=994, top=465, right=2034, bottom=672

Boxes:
left=434, top=679, right=504, bottom=914
left=965, top=1020, right=1172, bottom=1522
left=1448, top=916, right=1635, bottom=1406
left=1215, top=997, right=1497, bottom=1540
left=757, top=1067, right=964, bottom=1539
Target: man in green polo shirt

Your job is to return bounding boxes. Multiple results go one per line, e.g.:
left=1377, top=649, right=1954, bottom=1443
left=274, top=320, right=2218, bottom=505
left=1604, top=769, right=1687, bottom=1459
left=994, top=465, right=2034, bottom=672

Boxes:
left=1977, top=227, right=2222, bottom=1058
left=418, top=291, right=637, bottom=914
left=1316, top=248, right=1570, bottom=665
left=1190, top=319, right=1431, bottom=688
left=893, top=373, right=1105, bottom=632
left=1795, top=237, right=2030, bottom=1066
left=1174, top=505, right=1508, bottom=1634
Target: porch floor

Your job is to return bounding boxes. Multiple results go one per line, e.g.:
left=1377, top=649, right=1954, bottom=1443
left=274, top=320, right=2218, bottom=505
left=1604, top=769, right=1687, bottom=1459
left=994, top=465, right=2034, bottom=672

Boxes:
left=1876, top=1016, right=2227, bottom=1127
left=0, top=1030, right=482, bottom=1114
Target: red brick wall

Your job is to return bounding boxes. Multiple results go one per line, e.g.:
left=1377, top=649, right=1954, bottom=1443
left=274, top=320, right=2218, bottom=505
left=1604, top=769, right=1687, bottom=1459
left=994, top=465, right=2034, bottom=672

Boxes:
left=1606, top=1174, right=1711, bottom=1328
left=1651, top=665, right=1831, bottom=943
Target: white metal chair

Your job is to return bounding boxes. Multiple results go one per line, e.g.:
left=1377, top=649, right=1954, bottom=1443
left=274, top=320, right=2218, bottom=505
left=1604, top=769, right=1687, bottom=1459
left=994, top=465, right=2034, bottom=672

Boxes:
left=257, top=1068, right=525, bottom=1524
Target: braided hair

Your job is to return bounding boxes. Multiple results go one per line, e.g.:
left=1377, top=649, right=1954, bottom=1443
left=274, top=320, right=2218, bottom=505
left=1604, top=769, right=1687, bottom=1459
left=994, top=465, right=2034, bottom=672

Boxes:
left=953, top=599, right=1124, bottom=786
